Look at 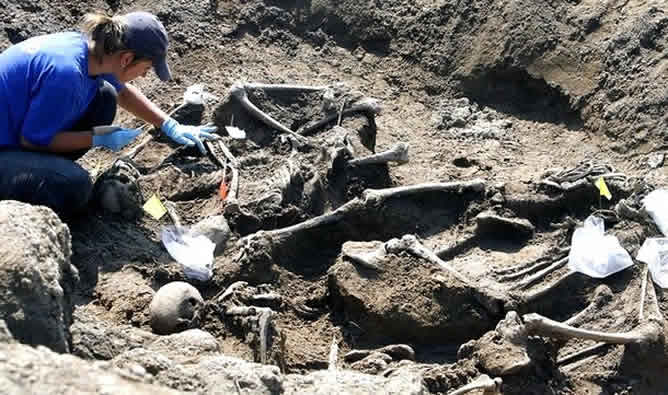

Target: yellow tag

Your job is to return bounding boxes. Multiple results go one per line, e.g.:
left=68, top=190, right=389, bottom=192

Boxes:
left=595, top=177, right=612, bottom=200
left=143, top=194, right=167, bottom=220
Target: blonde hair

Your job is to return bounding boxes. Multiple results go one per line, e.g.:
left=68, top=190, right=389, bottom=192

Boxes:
left=80, top=13, right=127, bottom=59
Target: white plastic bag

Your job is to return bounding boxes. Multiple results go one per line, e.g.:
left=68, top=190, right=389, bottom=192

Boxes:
left=637, top=238, right=668, bottom=288
left=643, top=189, right=668, bottom=237
left=567, top=215, right=634, bottom=278
left=183, top=84, right=220, bottom=106
left=161, top=226, right=215, bottom=282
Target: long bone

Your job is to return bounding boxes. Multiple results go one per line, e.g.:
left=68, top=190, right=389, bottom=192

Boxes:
left=229, top=83, right=304, bottom=140
left=448, top=375, right=503, bottom=395
left=526, top=260, right=664, bottom=346
left=362, top=179, right=485, bottom=206
left=348, top=142, right=409, bottom=166
left=255, top=179, right=486, bottom=245
left=524, top=313, right=663, bottom=345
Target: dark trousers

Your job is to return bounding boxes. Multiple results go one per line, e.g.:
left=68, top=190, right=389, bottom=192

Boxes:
left=0, top=80, right=117, bottom=218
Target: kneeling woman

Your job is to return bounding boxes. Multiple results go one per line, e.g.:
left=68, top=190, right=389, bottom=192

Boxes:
left=0, top=11, right=217, bottom=217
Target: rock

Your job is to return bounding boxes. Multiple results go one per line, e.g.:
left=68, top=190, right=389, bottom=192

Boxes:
left=191, top=215, right=231, bottom=255
left=70, top=307, right=157, bottom=360
left=328, top=241, right=496, bottom=345
left=149, top=282, right=204, bottom=335
left=146, top=329, right=220, bottom=359
left=0, top=342, right=184, bottom=394
left=0, top=201, right=78, bottom=353
left=284, top=369, right=428, bottom=394
left=350, top=351, right=392, bottom=374
left=475, top=211, right=535, bottom=240
left=458, top=311, right=532, bottom=376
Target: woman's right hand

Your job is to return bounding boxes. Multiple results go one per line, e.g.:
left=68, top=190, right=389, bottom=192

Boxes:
left=91, top=126, right=141, bottom=151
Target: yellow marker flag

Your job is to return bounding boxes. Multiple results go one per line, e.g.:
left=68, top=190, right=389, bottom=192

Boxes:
left=143, top=194, right=167, bottom=220
left=595, top=177, right=612, bottom=200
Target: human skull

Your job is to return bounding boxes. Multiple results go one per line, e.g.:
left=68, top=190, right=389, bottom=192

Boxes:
left=149, top=281, right=204, bottom=335
left=93, top=159, right=143, bottom=219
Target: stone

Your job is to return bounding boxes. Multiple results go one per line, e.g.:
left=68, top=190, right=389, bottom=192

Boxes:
left=191, top=215, right=231, bottom=255
left=284, top=369, right=428, bottom=394
left=328, top=242, right=496, bottom=345
left=0, top=201, right=78, bottom=353
left=0, top=342, right=184, bottom=394
left=70, top=307, right=157, bottom=360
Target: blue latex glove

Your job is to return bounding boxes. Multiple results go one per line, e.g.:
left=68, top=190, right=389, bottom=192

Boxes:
left=161, top=117, right=219, bottom=155
left=91, top=127, right=141, bottom=152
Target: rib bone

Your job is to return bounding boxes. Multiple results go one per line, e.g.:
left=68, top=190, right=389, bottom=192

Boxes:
left=448, top=375, right=503, bottom=395
left=349, top=142, right=409, bottom=166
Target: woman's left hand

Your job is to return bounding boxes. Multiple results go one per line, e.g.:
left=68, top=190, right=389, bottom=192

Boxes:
left=161, top=118, right=219, bottom=155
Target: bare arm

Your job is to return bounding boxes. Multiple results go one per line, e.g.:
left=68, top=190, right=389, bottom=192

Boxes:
left=21, top=132, right=92, bottom=153
left=117, top=84, right=169, bottom=128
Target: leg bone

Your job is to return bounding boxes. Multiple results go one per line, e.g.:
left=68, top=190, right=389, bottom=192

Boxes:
left=349, top=142, right=409, bottom=166
left=448, top=375, right=503, bottom=395
left=363, top=179, right=485, bottom=206
left=524, top=313, right=662, bottom=345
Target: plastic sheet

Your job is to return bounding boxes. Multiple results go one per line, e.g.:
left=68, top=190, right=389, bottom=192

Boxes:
left=643, top=189, right=668, bottom=237
left=637, top=238, right=668, bottom=288
left=567, top=215, right=634, bottom=278
left=161, top=226, right=215, bottom=282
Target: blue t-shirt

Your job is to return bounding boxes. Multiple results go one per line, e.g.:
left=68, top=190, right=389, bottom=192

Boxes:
left=0, top=32, right=124, bottom=148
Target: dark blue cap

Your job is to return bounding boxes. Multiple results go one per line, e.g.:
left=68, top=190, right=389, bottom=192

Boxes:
left=123, top=12, right=171, bottom=81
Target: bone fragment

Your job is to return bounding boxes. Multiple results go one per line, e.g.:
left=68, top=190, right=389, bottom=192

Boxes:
left=124, top=103, right=188, bottom=160
left=206, top=139, right=239, bottom=168
left=258, top=307, right=273, bottom=364
left=164, top=201, right=182, bottom=228
left=524, top=313, right=662, bottom=345
left=557, top=343, right=610, bottom=366
left=328, top=335, right=339, bottom=372
left=363, top=179, right=485, bottom=206
left=386, top=235, right=472, bottom=286
left=252, top=293, right=283, bottom=305
left=564, top=285, right=613, bottom=327
left=228, top=165, right=240, bottom=202
left=349, top=142, right=409, bottom=166
left=448, top=375, right=503, bottom=395
left=225, top=306, right=258, bottom=316
left=218, top=281, right=248, bottom=303
left=640, top=265, right=650, bottom=321
left=342, top=242, right=387, bottom=271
